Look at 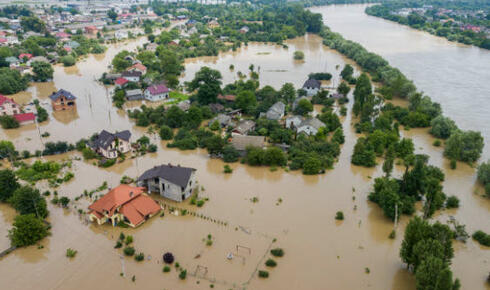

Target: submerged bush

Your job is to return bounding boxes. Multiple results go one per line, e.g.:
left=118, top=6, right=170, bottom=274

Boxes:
left=265, top=259, right=277, bottom=267
left=472, top=231, right=490, bottom=247
left=123, top=246, right=135, bottom=256
left=134, top=252, right=145, bottom=262
left=163, top=252, right=174, bottom=264
left=258, top=270, right=269, bottom=278
left=66, top=248, right=77, bottom=258
left=445, top=196, right=460, bottom=209
left=270, top=248, right=284, bottom=257
left=335, top=211, right=345, bottom=220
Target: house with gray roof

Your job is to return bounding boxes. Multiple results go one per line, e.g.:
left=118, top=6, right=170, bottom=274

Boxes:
left=90, top=130, right=132, bottom=159
left=303, top=78, right=321, bottom=96
left=125, top=89, right=143, bottom=101
left=137, top=164, right=197, bottom=202
left=266, top=101, right=286, bottom=120
left=297, top=117, right=325, bottom=136
left=285, top=115, right=303, bottom=129
left=232, top=119, right=256, bottom=135
left=230, top=135, right=265, bottom=156
left=209, top=114, right=232, bottom=128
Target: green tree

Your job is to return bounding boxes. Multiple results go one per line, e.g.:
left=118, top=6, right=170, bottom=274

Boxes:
left=294, top=99, right=313, bottom=116
left=159, top=125, right=174, bottom=140
left=31, top=61, right=53, bottom=82
left=279, top=83, right=296, bottom=104
left=0, top=116, right=20, bottom=129
left=444, top=130, right=484, bottom=163
left=0, top=68, right=29, bottom=94
left=60, top=55, right=76, bottom=67
left=351, top=137, right=376, bottom=167
left=205, top=135, right=225, bottom=155
left=263, top=147, right=287, bottom=166
left=353, top=73, right=372, bottom=117
left=9, top=214, right=48, bottom=247
left=337, top=81, right=350, bottom=96
left=235, top=90, right=257, bottom=114
left=303, top=156, right=322, bottom=175
left=20, top=16, right=46, bottom=32
left=223, top=145, right=240, bottom=163
left=0, top=169, right=20, bottom=202
left=430, top=115, right=458, bottom=139
left=9, top=186, right=49, bottom=218
left=107, top=9, right=118, bottom=22
left=383, top=145, right=395, bottom=177
left=112, top=50, right=133, bottom=72
left=415, top=256, right=459, bottom=290
left=0, top=140, right=17, bottom=160
left=187, top=67, right=222, bottom=105
left=340, top=64, right=354, bottom=80
left=332, top=127, right=345, bottom=144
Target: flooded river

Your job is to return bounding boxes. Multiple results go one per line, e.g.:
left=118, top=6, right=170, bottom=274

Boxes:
left=0, top=8, right=489, bottom=290
left=311, top=4, right=490, bottom=159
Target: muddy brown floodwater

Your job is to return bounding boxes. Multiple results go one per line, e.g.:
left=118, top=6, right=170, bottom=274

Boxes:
left=0, top=16, right=489, bottom=290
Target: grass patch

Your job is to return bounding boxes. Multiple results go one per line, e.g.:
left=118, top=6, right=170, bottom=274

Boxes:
left=167, top=91, right=189, bottom=105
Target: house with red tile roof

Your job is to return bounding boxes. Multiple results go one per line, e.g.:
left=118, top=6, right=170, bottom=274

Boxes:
left=13, top=112, right=35, bottom=124
left=84, top=25, right=98, bottom=35
left=128, top=63, right=147, bottom=75
left=144, top=83, right=169, bottom=102
left=88, top=184, right=162, bottom=227
left=18, top=53, right=33, bottom=61
left=115, top=77, right=129, bottom=88
left=55, top=31, right=71, bottom=40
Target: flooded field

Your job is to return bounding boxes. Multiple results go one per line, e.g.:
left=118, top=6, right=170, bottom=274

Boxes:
left=0, top=17, right=489, bottom=290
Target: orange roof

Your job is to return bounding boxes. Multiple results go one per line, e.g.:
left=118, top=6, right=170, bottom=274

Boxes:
left=129, top=63, right=147, bottom=72
left=120, top=195, right=160, bottom=226
left=88, top=185, right=160, bottom=226
left=218, top=94, right=236, bottom=101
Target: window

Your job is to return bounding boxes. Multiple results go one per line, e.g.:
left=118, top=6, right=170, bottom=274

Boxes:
left=154, top=177, right=159, bottom=183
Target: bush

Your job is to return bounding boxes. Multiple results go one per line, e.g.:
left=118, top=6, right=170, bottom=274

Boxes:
left=444, top=130, right=484, bottom=163
left=270, top=248, right=284, bottom=257
left=223, top=145, right=240, bottom=163
left=163, top=252, right=174, bottom=264
left=335, top=211, right=344, bottom=220
left=125, top=235, right=133, bottom=245
left=123, top=246, right=135, bottom=256
left=114, top=241, right=122, bottom=248
left=134, top=252, right=145, bottom=262
left=163, top=266, right=171, bottom=273
left=450, top=159, right=457, bottom=170
left=223, top=165, right=232, bottom=174
left=66, top=248, right=77, bottom=258
left=293, top=51, right=304, bottom=60
left=179, top=269, right=187, bottom=280
left=445, top=196, right=459, bottom=209
left=258, top=270, right=269, bottom=278
left=265, top=259, right=277, bottom=267
left=60, top=55, right=76, bottom=67
left=159, top=125, right=174, bottom=140
left=432, top=140, right=441, bottom=147
left=472, top=230, right=490, bottom=247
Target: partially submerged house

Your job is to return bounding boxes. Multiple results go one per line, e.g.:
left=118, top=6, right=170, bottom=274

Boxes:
left=48, top=89, right=77, bottom=111
left=88, top=184, right=161, bottom=228
left=90, top=130, right=132, bottom=159
left=121, top=70, right=141, bottom=82
left=303, top=78, right=321, bottom=97
left=297, top=117, right=325, bottom=136
left=125, top=89, right=143, bottom=101
left=144, top=83, right=169, bottom=102
left=137, top=164, right=197, bottom=202
left=0, top=95, right=35, bottom=124
left=128, top=63, right=147, bottom=75
left=230, top=135, right=266, bottom=156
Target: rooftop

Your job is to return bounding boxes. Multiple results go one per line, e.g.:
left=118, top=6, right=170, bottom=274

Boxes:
left=138, top=164, right=196, bottom=188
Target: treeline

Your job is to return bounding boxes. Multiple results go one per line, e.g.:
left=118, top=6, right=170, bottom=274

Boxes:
left=320, top=24, right=484, bottom=164
left=366, top=1, right=490, bottom=49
